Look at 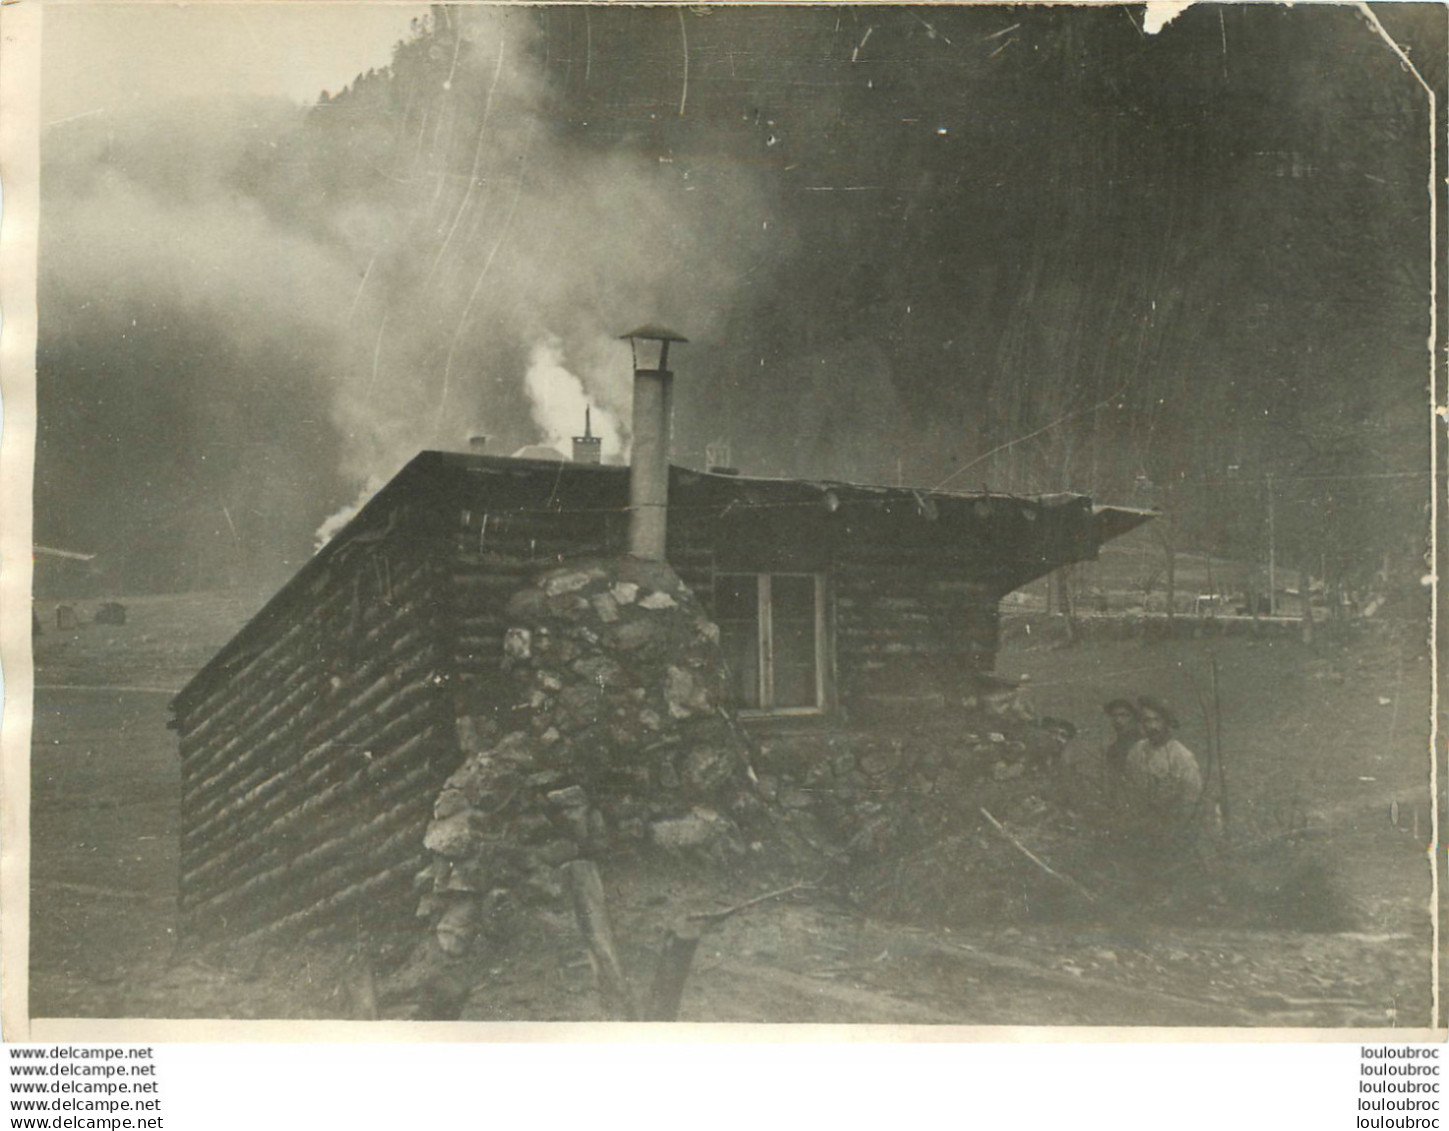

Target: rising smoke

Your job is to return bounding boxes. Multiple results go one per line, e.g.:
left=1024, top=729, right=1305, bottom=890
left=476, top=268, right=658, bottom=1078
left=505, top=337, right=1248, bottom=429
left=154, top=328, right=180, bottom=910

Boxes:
left=39, top=6, right=773, bottom=583
left=523, top=338, right=625, bottom=462
left=315, top=6, right=771, bottom=540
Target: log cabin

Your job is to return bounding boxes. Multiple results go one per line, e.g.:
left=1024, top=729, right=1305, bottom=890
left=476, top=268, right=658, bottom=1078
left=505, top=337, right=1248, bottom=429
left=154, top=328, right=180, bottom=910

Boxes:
left=169, top=341, right=1152, bottom=944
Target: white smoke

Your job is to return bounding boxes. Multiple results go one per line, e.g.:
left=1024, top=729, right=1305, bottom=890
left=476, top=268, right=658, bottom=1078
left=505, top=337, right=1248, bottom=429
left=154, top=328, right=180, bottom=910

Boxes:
left=45, top=8, right=773, bottom=572
left=523, top=337, right=626, bottom=461
left=322, top=8, right=770, bottom=495
left=314, top=474, right=385, bottom=552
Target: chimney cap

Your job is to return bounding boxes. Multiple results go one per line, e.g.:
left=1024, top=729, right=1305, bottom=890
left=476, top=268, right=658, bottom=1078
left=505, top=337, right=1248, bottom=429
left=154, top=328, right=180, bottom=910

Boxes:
left=618, top=325, right=689, bottom=344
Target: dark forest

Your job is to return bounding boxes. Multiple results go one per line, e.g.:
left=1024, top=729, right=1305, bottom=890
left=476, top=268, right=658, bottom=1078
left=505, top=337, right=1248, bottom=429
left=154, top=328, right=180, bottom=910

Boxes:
left=35, top=4, right=1443, bottom=599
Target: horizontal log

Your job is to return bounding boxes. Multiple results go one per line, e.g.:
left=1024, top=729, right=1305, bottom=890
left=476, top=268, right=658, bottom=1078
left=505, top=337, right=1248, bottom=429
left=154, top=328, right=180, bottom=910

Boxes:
left=452, top=555, right=534, bottom=574
left=191, top=786, right=434, bottom=924
left=234, top=855, right=425, bottom=944
left=279, top=790, right=433, bottom=879
left=450, top=571, right=526, bottom=590
left=183, top=603, right=438, bottom=775
left=183, top=688, right=439, bottom=860
left=180, top=636, right=325, bottom=761
left=182, top=675, right=324, bottom=809
left=184, top=640, right=437, bottom=816
left=182, top=731, right=441, bottom=902
left=184, top=704, right=443, bottom=869
left=452, top=615, right=504, bottom=633
left=185, top=771, right=436, bottom=920
left=184, top=704, right=320, bottom=821
left=179, top=583, right=356, bottom=738
left=178, top=552, right=435, bottom=738
left=178, top=609, right=322, bottom=728
left=839, top=611, right=934, bottom=628
left=450, top=528, right=611, bottom=551
left=219, top=797, right=436, bottom=931
left=183, top=695, right=440, bottom=864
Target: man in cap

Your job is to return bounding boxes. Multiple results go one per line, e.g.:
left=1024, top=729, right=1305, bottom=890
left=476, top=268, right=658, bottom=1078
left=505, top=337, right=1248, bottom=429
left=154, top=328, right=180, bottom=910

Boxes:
left=1123, top=696, right=1203, bottom=826
left=1028, top=715, right=1077, bottom=772
left=970, top=671, right=1081, bottom=777
left=1101, top=698, right=1140, bottom=796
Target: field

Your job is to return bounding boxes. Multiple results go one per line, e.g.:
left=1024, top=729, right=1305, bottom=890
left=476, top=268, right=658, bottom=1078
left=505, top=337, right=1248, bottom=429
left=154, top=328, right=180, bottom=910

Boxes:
left=24, top=588, right=1438, bottom=1028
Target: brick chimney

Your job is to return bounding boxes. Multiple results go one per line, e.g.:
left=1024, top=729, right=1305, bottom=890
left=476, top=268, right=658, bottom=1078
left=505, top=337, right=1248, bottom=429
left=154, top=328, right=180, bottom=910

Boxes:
left=571, top=407, right=602, bottom=465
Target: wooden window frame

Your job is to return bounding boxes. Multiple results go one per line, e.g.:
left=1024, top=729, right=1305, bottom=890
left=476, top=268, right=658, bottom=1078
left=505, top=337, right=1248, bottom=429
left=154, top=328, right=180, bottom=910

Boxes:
left=716, top=571, right=830, bottom=717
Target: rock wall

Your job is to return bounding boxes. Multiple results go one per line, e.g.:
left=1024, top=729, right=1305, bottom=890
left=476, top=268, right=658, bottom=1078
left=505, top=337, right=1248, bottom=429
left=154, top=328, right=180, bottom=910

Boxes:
left=414, top=558, right=773, bottom=960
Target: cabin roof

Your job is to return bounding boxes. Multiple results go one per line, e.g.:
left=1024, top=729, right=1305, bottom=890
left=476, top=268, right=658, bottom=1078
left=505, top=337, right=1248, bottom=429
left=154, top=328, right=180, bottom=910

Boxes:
left=171, top=451, right=1154, bottom=713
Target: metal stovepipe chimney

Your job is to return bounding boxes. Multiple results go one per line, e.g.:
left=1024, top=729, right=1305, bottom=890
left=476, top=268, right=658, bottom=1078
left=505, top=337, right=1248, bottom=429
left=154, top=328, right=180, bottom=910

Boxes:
left=620, top=326, right=688, bottom=561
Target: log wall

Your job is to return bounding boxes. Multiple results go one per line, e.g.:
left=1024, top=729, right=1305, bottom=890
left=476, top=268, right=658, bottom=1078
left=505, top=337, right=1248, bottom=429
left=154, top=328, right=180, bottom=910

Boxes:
left=174, top=521, right=458, bottom=943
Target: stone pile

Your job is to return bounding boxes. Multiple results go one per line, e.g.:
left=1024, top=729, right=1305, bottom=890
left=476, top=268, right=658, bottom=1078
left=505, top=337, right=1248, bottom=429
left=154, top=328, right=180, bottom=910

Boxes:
left=742, top=716, right=1102, bottom=925
left=414, top=558, right=772, bottom=961
left=745, top=716, right=1063, bottom=848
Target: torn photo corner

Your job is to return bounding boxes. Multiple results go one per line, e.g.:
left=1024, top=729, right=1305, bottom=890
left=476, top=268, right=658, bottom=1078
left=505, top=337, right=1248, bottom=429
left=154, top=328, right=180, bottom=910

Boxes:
left=1, top=0, right=1443, bottom=1043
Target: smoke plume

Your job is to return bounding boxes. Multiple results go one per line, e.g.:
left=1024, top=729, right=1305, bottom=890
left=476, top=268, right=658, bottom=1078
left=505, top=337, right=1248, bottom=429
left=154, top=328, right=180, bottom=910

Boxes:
left=523, top=338, right=625, bottom=462
left=39, top=7, right=772, bottom=584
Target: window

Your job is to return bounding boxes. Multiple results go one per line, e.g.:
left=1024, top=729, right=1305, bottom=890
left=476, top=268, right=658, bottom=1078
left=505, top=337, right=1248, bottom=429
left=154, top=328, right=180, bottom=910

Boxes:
left=715, top=573, right=828, bottom=714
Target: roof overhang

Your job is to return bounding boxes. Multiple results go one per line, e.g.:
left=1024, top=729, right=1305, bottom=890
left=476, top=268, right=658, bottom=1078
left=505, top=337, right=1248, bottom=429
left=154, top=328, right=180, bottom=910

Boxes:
left=1092, top=504, right=1159, bottom=545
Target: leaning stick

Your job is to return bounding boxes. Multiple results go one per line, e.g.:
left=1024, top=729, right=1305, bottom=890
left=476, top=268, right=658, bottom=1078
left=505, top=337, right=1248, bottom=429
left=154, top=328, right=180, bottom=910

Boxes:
left=685, top=875, right=823, bottom=925
left=563, top=859, right=638, bottom=1020
left=717, top=705, right=762, bottom=784
left=978, top=807, right=1098, bottom=905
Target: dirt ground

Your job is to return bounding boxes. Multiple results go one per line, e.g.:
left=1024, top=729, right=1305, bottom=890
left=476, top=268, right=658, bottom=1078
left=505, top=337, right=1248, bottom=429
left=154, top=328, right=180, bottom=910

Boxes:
left=23, top=592, right=1438, bottom=1028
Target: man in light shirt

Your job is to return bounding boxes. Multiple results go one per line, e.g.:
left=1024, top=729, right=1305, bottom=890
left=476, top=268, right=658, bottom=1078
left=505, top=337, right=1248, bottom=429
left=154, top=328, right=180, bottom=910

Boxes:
left=1123, top=696, right=1203, bottom=822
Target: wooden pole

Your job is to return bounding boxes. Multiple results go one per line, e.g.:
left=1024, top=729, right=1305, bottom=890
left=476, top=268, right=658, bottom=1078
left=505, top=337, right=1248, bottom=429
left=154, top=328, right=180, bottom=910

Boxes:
left=644, top=924, right=704, bottom=1022
left=647, top=876, right=822, bottom=1021
left=1210, top=653, right=1230, bottom=842
left=563, top=860, right=638, bottom=1020
left=1056, top=567, right=1077, bottom=643
left=1267, top=472, right=1277, bottom=615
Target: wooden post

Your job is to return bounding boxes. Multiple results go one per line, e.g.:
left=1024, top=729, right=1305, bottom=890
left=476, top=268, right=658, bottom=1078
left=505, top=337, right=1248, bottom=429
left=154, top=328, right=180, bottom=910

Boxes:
left=563, top=860, right=638, bottom=1020
left=1300, top=568, right=1314, bottom=644
left=645, top=924, right=704, bottom=1022
left=1266, top=472, right=1277, bottom=615
left=1210, top=653, right=1230, bottom=842
left=1055, top=567, right=1077, bottom=643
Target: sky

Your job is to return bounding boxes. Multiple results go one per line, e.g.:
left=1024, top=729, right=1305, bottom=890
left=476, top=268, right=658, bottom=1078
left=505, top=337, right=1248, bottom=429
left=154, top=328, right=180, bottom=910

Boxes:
left=41, top=2, right=425, bottom=125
